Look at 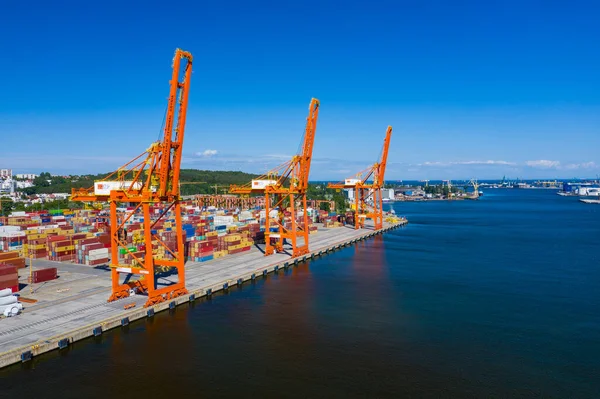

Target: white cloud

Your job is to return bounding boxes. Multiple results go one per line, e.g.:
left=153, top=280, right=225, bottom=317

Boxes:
left=419, top=160, right=516, bottom=167
left=563, top=161, right=597, bottom=170
left=525, top=160, right=561, bottom=169
left=525, top=160, right=599, bottom=171
left=456, top=160, right=516, bottom=166
left=264, top=154, right=293, bottom=160
left=195, top=149, right=218, bottom=157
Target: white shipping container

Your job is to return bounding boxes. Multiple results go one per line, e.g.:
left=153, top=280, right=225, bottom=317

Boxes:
left=89, top=248, right=109, bottom=257
left=0, top=226, right=21, bottom=233
left=238, top=211, right=253, bottom=221
left=214, top=215, right=235, bottom=226
left=251, top=180, right=277, bottom=189
left=38, top=224, right=59, bottom=230
left=9, top=211, right=27, bottom=217
left=94, top=181, right=143, bottom=196
left=0, top=232, right=26, bottom=238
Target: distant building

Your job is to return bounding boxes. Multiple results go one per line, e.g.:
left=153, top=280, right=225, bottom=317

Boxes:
left=16, top=181, right=34, bottom=189
left=345, top=188, right=395, bottom=201
left=344, top=188, right=355, bottom=200
left=15, top=173, right=38, bottom=180
left=0, top=169, right=12, bottom=179
left=382, top=188, right=394, bottom=200
left=563, top=182, right=599, bottom=193
left=0, top=178, right=16, bottom=194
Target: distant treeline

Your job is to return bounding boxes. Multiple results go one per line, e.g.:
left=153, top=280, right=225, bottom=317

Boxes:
left=20, top=170, right=259, bottom=196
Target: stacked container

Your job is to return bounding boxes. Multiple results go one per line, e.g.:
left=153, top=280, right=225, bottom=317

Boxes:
left=0, top=264, right=19, bottom=293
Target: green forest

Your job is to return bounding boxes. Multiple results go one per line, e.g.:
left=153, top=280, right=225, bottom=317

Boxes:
left=17, top=170, right=259, bottom=196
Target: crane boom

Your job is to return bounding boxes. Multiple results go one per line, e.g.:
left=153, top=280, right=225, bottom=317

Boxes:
left=160, top=50, right=193, bottom=197
left=375, top=126, right=392, bottom=187
left=298, top=99, right=320, bottom=190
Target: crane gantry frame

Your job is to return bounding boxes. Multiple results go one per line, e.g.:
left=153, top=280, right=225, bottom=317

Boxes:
left=328, top=126, right=392, bottom=230
left=230, top=98, right=320, bottom=257
left=71, top=49, right=193, bottom=307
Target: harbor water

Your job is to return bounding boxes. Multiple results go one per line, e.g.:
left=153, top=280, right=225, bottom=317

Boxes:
left=2, top=189, right=599, bottom=398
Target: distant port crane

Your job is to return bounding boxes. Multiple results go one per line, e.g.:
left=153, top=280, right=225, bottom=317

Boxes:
left=230, top=98, right=320, bottom=257
left=71, top=49, right=193, bottom=307
left=470, top=179, right=480, bottom=199
left=443, top=179, right=453, bottom=199
left=328, top=126, right=392, bottom=230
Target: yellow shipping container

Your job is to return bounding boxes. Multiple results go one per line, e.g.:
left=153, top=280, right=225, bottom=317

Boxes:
left=27, top=233, right=46, bottom=240
left=55, top=245, right=75, bottom=252
left=224, top=234, right=241, bottom=242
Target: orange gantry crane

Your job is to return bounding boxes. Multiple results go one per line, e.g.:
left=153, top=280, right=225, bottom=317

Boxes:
left=328, top=126, right=392, bottom=230
left=71, top=49, right=193, bottom=307
left=230, top=98, right=320, bottom=257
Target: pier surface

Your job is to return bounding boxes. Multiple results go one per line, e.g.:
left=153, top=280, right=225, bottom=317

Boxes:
left=0, top=221, right=406, bottom=368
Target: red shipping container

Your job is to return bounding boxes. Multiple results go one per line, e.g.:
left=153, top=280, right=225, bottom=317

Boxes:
left=0, top=258, right=26, bottom=269
left=83, top=243, right=104, bottom=251
left=0, top=280, right=19, bottom=291
left=0, top=251, right=21, bottom=261
left=79, top=238, right=100, bottom=246
left=0, top=264, right=18, bottom=276
left=31, top=267, right=57, bottom=283
left=88, top=258, right=109, bottom=266
left=0, top=274, right=18, bottom=284
left=47, top=235, right=68, bottom=242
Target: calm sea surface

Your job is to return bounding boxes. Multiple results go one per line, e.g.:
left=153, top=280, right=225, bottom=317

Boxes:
left=2, top=189, right=599, bottom=398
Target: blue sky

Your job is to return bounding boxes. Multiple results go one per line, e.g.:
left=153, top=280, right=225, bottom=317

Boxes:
left=1, top=1, right=599, bottom=180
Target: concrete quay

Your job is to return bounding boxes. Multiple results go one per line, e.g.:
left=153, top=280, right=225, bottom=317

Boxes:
left=0, top=220, right=407, bottom=368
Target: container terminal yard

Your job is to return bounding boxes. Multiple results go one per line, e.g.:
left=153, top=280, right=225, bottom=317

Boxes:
left=0, top=49, right=406, bottom=368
